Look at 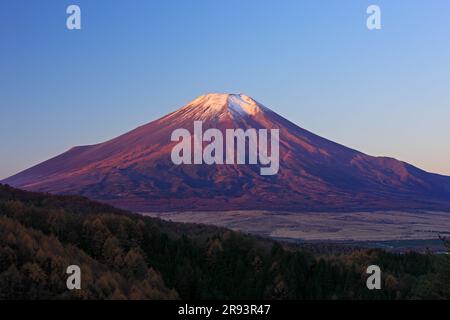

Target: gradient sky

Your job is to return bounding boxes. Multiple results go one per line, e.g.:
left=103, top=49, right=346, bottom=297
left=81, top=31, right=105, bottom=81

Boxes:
left=1, top=0, right=449, bottom=179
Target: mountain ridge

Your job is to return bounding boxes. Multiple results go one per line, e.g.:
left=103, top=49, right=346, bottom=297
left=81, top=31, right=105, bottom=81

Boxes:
left=3, top=93, right=450, bottom=212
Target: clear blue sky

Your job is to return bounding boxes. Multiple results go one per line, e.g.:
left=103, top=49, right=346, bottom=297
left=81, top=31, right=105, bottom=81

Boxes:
left=1, top=0, right=449, bottom=179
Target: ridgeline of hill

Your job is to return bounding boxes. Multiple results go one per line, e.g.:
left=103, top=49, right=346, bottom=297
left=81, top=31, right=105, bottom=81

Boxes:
left=0, top=184, right=449, bottom=300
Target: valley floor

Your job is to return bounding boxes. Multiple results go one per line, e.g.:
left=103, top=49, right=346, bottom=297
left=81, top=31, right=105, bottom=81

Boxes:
left=143, top=210, right=450, bottom=248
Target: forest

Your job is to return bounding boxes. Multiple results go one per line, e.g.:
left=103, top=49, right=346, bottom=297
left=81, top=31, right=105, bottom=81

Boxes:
left=0, top=184, right=448, bottom=300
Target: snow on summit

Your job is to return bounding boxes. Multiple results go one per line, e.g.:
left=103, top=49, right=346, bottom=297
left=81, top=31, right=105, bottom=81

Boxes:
left=174, top=93, right=265, bottom=121
left=228, top=94, right=262, bottom=116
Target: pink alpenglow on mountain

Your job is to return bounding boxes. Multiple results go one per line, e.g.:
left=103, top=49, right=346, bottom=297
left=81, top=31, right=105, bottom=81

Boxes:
left=3, top=93, right=450, bottom=212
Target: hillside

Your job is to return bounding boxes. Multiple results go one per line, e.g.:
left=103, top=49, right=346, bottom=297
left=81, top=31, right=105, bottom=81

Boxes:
left=0, top=184, right=449, bottom=300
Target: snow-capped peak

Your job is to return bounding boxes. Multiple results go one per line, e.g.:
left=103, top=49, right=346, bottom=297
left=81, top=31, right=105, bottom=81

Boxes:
left=179, top=93, right=265, bottom=121
left=227, top=94, right=261, bottom=116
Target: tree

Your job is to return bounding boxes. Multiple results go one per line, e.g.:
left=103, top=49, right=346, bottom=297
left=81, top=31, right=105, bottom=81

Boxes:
left=123, top=249, right=148, bottom=280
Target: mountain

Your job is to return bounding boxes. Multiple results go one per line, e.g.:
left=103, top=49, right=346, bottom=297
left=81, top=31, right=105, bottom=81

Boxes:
left=3, top=93, right=450, bottom=212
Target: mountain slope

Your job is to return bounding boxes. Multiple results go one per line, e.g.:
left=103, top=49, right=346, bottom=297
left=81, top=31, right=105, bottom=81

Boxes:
left=3, top=93, right=450, bottom=211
